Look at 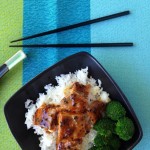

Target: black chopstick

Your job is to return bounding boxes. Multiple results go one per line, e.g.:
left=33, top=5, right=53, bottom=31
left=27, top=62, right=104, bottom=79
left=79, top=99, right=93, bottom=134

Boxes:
left=11, top=11, right=130, bottom=43
left=9, top=43, right=133, bottom=48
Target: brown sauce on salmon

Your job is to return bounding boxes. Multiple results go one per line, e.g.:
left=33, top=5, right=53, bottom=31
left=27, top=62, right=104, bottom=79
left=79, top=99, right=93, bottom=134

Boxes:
left=33, top=82, right=106, bottom=150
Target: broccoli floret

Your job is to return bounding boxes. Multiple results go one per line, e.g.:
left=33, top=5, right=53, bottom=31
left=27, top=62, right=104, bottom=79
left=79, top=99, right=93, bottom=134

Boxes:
left=93, top=125, right=121, bottom=150
left=109, top=135, right=121, bottom=150
left=106, top=101, right=126, bottom=121
left=115, top=117, right=135, bottom=141
left=94, top=134, right=111, bottom=147
left=93, top=134, right=121, bottom=150
left=94, top=118, right=115, bottom=136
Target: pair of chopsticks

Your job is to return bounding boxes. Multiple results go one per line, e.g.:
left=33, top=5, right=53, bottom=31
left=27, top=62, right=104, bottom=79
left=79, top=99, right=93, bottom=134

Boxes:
left=10, top=11, right=133, bottom=48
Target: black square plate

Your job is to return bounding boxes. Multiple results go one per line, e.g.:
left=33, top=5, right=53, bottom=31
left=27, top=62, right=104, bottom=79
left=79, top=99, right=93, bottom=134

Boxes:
left=4, top=52, right=142, bottom=150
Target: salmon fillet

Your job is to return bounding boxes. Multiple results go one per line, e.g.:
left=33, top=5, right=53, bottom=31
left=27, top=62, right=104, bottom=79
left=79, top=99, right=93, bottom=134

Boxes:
left=57, top=112, right=89, bottom=150
left=34, top=104, right=60, bottom=132
left=33, top=82, right=106, bottom=149
left=64, top=82, right=91, bottom=98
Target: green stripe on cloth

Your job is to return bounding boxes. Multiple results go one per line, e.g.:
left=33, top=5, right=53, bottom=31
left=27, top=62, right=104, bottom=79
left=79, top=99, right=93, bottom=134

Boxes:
left=0, top=0, right=23, bottom=149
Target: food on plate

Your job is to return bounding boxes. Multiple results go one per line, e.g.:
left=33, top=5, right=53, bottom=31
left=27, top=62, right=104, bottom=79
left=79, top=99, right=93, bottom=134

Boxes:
left=115, top=117, right=135, bottom=141
left=91, top=134, right=120, bottom=150
left=92, top=118, right=120, bottom=150
left=106, top=101, right=126, bottom=121
left=91, top=100, right=135, bottom=150
left=93, top=118, right=115, bottom=136
left=25, top=67, right=135, bottom=150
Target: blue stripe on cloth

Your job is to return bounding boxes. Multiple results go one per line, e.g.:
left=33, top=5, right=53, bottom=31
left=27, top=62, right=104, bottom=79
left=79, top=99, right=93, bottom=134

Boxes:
left=23, top=0, right=91, bottom=84
left=23, top=0, right=58, bottom=84
left=56, top=0, right=91, bottom=60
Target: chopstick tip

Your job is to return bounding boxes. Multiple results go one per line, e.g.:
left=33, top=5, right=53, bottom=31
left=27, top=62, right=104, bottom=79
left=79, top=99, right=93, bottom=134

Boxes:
left=127, top=10, right=131, bottom=14
left=10, top=40, right=17, bottom=43
left=10, top=38, right=22, bottom=43
left=10, top=40, right=16, bottom=43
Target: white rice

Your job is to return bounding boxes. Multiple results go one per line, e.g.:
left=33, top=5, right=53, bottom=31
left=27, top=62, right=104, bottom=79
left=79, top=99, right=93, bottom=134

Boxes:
left=25, top=67, right=110, bottom=150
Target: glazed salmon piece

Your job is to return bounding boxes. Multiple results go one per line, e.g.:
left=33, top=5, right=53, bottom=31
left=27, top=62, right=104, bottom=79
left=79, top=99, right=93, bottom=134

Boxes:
left=64, top=82, right=91, bottom=98
left=34, top=103, right=47, bottom=126
left=87, top=100, right=106, bottom=124
left=57, top=139, right=82, bottom=150
left=34, top=104, right=60, bottom=132
left=60, top=93, right=88, bottom=113
left=61, top=82, right=90, bottom=113
left=57, top=112, right=89, bottom=150
left=33, top=82, right=106, bottom=149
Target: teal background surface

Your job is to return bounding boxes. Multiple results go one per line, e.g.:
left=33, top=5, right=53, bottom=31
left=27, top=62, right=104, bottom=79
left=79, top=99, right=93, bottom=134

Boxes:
left=23, top=0, right=91, bottom=84
left=90, top=1, right=150, bottom=149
